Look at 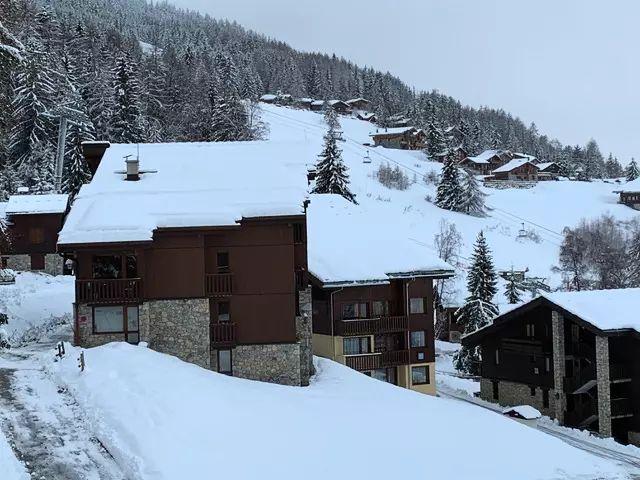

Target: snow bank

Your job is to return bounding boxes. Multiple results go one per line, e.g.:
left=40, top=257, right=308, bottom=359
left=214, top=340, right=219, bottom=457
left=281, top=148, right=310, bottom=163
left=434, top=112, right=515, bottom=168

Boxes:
left=49, top=343, right=629, bottom=480
left=503, top=405, right=542, bottom=420
left=0, top=272, right=74, bottom=343
left=0, top=430, right=29, bottom=480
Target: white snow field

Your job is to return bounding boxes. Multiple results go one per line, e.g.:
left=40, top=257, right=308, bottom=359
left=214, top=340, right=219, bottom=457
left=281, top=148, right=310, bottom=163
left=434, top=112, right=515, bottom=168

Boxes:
left=49, top=343, right=631, bottom=480
left=260, top=103, right=639, bottom=304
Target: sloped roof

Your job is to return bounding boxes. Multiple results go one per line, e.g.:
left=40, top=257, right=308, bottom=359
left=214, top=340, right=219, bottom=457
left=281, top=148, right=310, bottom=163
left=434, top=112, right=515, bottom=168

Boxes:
left=536, top=162, right=557, bottom=171
left=58, top=142, right=308, bottom=246
left=492, top=157, right=538, bottom=173
left=369, top=127, right=416, bottom=138
left=6, top=194, right=69, bottom=215
left=465, top=149, right=505, bottom=164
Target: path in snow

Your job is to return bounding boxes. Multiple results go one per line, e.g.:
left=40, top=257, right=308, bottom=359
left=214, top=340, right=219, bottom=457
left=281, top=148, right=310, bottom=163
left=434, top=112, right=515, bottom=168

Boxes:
left=0, top=330, right=126, bottom=480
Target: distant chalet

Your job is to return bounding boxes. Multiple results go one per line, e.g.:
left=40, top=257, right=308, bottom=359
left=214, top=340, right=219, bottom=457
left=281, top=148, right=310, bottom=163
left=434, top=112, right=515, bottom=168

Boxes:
left=1, top=193, right=69, bottom=275
left=307, top=195, right=454, bottom=394
left=463, top=289, right=640, bottom=446
left=59, top=141, right=313, bottom=386
left=490, top=157, right=539, bottom=181
left=369, top=127, right=426, bottom=150
left=616, top=178, right=640, bottom=210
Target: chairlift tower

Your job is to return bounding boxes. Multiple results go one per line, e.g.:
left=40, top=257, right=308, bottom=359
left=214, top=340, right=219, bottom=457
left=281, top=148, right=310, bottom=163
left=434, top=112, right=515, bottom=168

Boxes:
left=51, top=106, right=91, bottom=193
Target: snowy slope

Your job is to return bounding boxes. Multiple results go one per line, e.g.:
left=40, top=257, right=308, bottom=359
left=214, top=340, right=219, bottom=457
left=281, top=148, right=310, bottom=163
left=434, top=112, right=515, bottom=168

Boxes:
left=260, top=103, right=639, bottom=305
left=49, top=343, right=630, bottom=480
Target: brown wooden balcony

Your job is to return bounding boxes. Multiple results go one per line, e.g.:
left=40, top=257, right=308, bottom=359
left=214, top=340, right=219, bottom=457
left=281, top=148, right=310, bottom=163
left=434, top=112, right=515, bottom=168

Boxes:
left=210, top=322, right=237, bottom=347
left=338, top=315, right=408, bottom=336
left=205, top=273, right=233, bottom=297
left=345, top=353, right=381, bottom=371
left=381, top=349, right=410, bottom=367
left=76, top=278, right=142, bottom=304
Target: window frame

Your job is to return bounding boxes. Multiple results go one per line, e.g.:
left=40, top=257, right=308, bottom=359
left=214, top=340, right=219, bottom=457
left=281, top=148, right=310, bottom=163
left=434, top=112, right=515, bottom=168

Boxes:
left=217, top=349, right=233, bottom=375
left=343, top=336, right=371, bottom=355
left=409, top=297, right=426, bottom=315
left=28, top=226, right=45, bottom=245
left=410, top=330, right=426, bottom=348
left=341, top=302, right=368, bottom=320
left=216, top=251, right=230, bottom=274
left=411, top=365, right=430, bottom=385
left=92, top=305, right=140, bottom=342
left=216, top=301, right=231, bottom=323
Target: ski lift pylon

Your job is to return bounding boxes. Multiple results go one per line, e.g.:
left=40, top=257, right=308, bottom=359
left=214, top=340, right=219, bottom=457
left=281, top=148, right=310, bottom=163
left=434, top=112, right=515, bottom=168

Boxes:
left=363, top=150, right=371, bottom=164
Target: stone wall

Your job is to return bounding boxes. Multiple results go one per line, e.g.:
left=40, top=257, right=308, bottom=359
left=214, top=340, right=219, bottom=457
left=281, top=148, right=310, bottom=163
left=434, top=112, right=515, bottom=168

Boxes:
left=232, top=343, right=302, bottom=386
left=480, top=378, right=556, bottom=418
left=143, top=298, right=210, bottom=369
left=595, top=335, right=612, bottom=437
left=75, top=303, right=129, bottom=347
left=44, top=254, right=64, bottom=276
left=5, top=254, right=30, bottom=272
left=296, top=287, right=313, bottom=386
left=551, top=311, right=566, bottom=423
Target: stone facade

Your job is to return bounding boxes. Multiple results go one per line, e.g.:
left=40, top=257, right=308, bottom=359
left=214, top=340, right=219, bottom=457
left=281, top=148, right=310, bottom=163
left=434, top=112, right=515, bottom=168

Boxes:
left=44, top=254, right=64, bottom=276
left=76, top=303, right=129, bottom=347
left=232, top=343, right=303, bottom=386
left=296, top=287, right=314, bottom=386
left=142, top=298, right=211, bottom=369
left=5, top=254, right=30, bottom=272
left=551, top=311, right=566, bottom=423
left=480, top=378, right=556, bottom=418
left=5, top=253, right=63, bottom=276
left=595, top=335, right=612, bottom=437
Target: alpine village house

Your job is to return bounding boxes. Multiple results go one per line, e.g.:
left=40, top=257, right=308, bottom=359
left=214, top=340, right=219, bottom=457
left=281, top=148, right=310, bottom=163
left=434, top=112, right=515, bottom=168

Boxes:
left=58, top=141, right=313, bottom=386
left=462, top=289, right=640, bottom=447
left=1, top=192, right=70, bottom=275
left=306, top=196, right=454, bottom=394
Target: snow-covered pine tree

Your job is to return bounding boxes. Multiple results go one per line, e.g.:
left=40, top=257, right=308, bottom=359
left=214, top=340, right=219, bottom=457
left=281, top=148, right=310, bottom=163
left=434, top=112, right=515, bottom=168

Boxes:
left=109, top=52, right=145, bottom=143
left=504, top=270, right=524, bottom=304
left=312, top=119, right=357, bottom=204
left=626, top=158, right=639, bottom=182
left=425, top=123, right=448, bottom=161
left=454, top=231, right=498, bottom=374
left=460, top=169, right=486, bottom=216
left=435, top=157, right=464, bottom=212
left=605, top=153, right=624, bottom=178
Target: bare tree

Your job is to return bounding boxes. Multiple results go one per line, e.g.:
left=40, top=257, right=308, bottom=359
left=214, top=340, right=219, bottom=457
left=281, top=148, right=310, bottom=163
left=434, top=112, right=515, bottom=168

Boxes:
left=433, top=220, right=462, bottom=340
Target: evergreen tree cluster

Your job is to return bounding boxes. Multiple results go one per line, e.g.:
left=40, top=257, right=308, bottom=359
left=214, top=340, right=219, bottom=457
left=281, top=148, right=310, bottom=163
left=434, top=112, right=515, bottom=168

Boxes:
left=435, top=159, right=486, bottom=216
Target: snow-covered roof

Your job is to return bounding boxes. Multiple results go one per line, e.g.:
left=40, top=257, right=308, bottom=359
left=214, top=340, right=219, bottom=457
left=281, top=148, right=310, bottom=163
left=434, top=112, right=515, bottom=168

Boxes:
left=0, top=202, right=7, bottom=220
left=307, top=195, right=454, bottom=286
left=346, top=97, right=369, bottom=104
left=536, top=162, right=556, bottom=171
left=5, top=194, right=69, bottom=215
left=514, top=152, right=537, bottom=162
left=619, top=178, right=640, bottom=192
left=465, top=149, right=505, bottom=164
left=328, top=99, right=348, bottom=106
left=502, top=405, right=541, bottom=420
left=260, top=94, right=277, bottom=101
left=296, top=97, right=313, bottom=103
left=59, top=142, right=309, bottom=246
left=311, top=100, right=325, bottom=106
left=369, top=127, right=415, bottom=137
left=492, top=157, right=538, bottom=173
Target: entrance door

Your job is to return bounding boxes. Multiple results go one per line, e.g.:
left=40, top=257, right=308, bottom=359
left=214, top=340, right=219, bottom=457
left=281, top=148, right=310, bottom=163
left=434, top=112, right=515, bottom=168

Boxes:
left=125, top=306, right=140, bottom=344
left=30, top=253, right=45, bottom=271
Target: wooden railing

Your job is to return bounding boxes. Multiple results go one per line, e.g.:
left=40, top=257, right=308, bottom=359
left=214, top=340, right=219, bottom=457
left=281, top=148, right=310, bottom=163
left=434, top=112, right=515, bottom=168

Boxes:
left=611, top=398, right=633, bottom=418
left=205, top=273, right=233, bottom=296
left=210, top=322, right=237, bottom=347
left=76, top=278, right=142, bottom=304
left=345, top=354, right=381, bottom=371
left=381, top=349, right=410, bottom=367
left=338, top=315, right=408, bottom=336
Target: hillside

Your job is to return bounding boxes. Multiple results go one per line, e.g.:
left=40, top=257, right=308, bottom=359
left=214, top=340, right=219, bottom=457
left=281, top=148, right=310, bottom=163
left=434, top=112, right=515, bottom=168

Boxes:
left=260, top=103, right=639, bottom=305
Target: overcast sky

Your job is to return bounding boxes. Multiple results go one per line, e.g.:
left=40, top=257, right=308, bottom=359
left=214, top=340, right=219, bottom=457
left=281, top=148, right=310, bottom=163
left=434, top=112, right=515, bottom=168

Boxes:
left=168, top=0, right=639, bottom=161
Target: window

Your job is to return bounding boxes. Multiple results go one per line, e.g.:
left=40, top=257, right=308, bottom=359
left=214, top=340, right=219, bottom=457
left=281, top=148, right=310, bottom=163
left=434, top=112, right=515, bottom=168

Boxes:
left=126, top=306, right=139, bottom=343
left=409, top=298, right=425, bottom=314
left=342, top=302, right=368, bottom=320
left=417, top=352, right=425, bottom=361
left=217, top=302, right=230, bottom=322
left=526, top=323, right=535, bottom=338
left=293, top=223, right=304, bottom=244
left=217, top=252, right=230, bottom=273
left=411, top=365, right=429, bottom=385
left=371, top=300, right=389, bottom=317
left=495, top=349, right=500, bottom=365
left=410, top=331, right=426, bottom=348
left=94, top=306, right=124, bottom=333
left=545, top=357, right=551, bottom=373
left=492, top=380, right=499, bottom=400
left=218, top=350, right=232, bottom=375
left=542, top=389, right=549, bottom=409
left=530, top=386, right=536, bottom=396
left=343, top=337, right=371, bottom=355
left=28, top=227, right=44, bottom=245
left=92, top=254, right=137, bottom=279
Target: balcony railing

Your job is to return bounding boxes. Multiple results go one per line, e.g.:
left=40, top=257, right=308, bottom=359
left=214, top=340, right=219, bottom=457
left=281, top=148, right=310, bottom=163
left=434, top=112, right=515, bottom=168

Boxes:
left=205, top=273, right=233, bottom=297
left=381, top=349, right=410, bottom=367
left=611, top=398, right=634, bottom=418
left=76, top=278, right=142, bottom=304
left=345, top=354, right=381, bottom=371
left=338, top=315, right=408, bottom=336
left=210, top=322, right=237, bottom=347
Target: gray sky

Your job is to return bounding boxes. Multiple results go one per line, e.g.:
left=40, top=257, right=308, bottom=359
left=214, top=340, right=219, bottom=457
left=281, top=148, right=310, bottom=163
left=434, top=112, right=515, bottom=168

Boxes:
left=168, top=0, right=639, bottom=161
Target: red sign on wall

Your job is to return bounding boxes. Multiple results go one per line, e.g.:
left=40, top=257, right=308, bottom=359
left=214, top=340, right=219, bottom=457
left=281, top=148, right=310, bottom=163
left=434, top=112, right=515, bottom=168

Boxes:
left=79, top=315, right=87, bottom=325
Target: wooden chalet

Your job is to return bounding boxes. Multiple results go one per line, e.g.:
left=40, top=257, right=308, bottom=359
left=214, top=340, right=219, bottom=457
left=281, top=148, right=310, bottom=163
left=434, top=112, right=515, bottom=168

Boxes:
left=58, top=141, right=313, bottom=387
left=536, top=162, right=560, bottom=180
left=1, top=193, right=69, bottom=275
left=369, top=127, right=426, bottom=150
left=307, top=196, right=454, bottom=394
left=346, top=97, right=370, bottom=111
left=490, top=158, right=539, bottom=181
left=356, top=111, right=377, bottom=123
left=259, top=93, right=277, bottom=104
left=310, top=100, right=325, bottom=111
left=328, top=100, right=351, bottom=114
left=462, top=289, right=640, bottom=446
left=294, top=97, right=314, bottom=110
left=616, top=179, right=640, bottom=210
left=460, top=149, right=514, bottom=175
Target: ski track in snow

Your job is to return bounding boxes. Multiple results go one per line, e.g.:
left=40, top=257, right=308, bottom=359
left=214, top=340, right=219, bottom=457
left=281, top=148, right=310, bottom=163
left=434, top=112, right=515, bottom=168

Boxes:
left=0, top=332, right=126, bottom=480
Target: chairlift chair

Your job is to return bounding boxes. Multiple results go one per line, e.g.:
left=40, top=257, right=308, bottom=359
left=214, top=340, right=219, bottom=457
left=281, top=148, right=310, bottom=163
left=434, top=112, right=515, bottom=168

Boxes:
left=517, top=222, right=528, bottom=239
left=363, top=150, right=372, bottom=164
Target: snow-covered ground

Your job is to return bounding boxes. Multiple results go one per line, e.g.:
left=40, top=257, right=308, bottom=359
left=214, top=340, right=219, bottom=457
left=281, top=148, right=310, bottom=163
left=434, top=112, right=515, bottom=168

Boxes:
left=40, top=342, right=631, bottom=480
left=0, top=428, right=28, bottom=480
left=261, top=103, right=639, bottom=305
left=0, top=272, right=74, bottom=345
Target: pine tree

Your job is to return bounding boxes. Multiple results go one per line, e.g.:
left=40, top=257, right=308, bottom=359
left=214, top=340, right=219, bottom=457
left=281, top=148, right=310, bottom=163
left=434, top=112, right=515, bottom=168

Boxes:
left=605, top=153, right=624, bottom=178
left=312, top=120, right=356, bottom=204
left=626, top=158, right=639, bottom=182
left=454, top=231, right=498, bottom=374
left=435, top=158, right=464, bottom=212
left=425, top=123, right=448, bottom=161
left=505, top=271, right=524, bottom=304
left=628, top=229, right=640, bottom=288
left=109, top=52, right=144, bottom=143
left=460, top=169, right=486, bottom=216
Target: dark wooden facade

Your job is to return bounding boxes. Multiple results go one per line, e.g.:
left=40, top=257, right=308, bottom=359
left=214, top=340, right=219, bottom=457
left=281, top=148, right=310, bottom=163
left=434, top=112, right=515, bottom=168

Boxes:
left=63, top=216, right=308, bottom=346
left=492, top=162, right=539, bottom=181
left=5, top=212, right=65, bottom=256
left=619, top=191, right=640, bottom=210
left=370, top=128, right=426, bottom=151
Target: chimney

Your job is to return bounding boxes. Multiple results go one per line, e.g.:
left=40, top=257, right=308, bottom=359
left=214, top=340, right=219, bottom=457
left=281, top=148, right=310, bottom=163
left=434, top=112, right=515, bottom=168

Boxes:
left=16, top=186, right=29, bottom=195
left=125, top=156, right=140, bottom=181
left=81, top=141, right=111, bottom=175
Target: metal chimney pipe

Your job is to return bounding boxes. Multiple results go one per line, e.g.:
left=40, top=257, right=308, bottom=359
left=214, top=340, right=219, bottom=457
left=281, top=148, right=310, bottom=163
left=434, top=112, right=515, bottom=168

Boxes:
left=125, top=157, right=140, bottom=181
